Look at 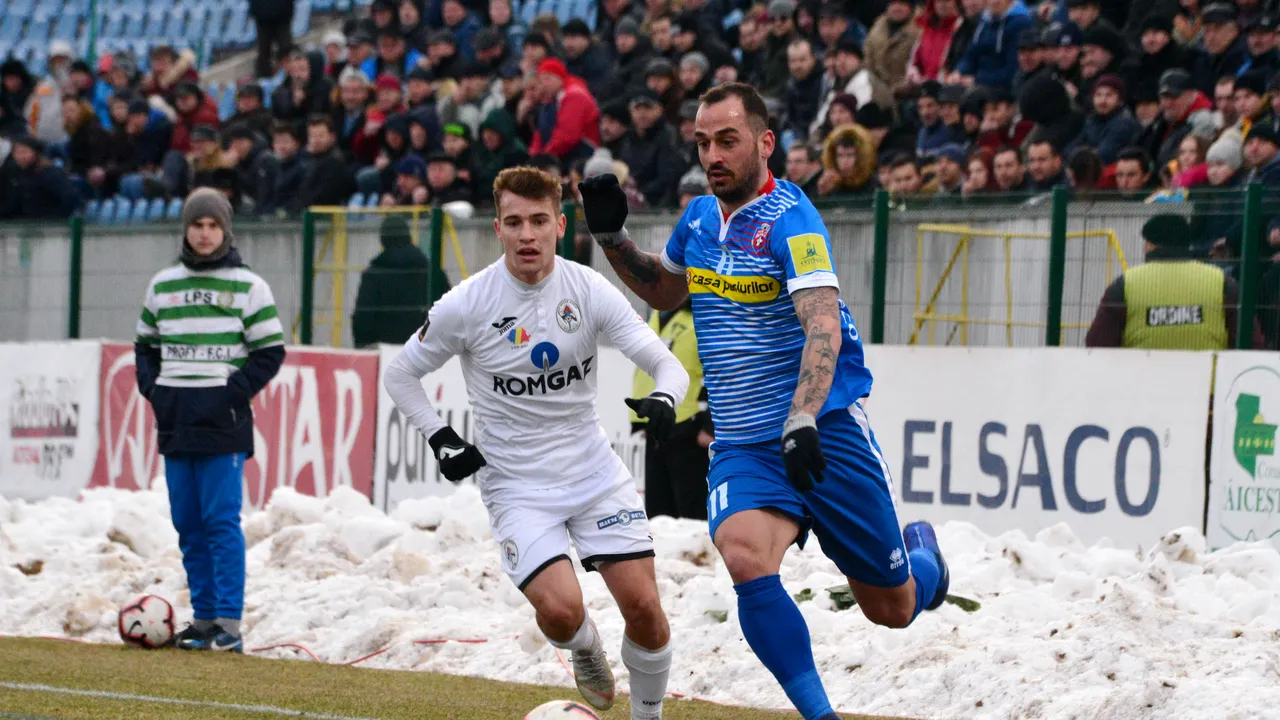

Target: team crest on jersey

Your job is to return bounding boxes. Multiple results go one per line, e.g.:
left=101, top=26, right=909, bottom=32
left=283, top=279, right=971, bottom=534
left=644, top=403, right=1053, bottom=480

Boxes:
left=216, top=291, right=235, bottom=308
left=750, top=222, right=774, bottom=251
left=556, top=299, right=581, bottom=333
left=502, top=540, right=519, bottom=570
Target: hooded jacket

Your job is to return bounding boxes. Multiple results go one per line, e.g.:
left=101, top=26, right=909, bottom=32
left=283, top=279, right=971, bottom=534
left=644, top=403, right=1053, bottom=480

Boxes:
left=821, top=123, right=878, bottom=194
left=865, top=12, right=922, bottom=89
left=170, top=90, right=221, bottom=154
left=351, top=218, right=443, bottom=348
left=910, top=0, right=964, bottom=81
left=1070, top=106, right=1141, bottom=165
left=955, top=0, right=1033, bottom=89
left=0, top=59, right=35, bottom=137
left=474, top=108, right=529, bottom=203
left=0, top=147, right=81, bottom=219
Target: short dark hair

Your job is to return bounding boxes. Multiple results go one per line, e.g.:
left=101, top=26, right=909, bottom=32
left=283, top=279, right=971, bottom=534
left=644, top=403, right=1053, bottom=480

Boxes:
left=994, top=146, right=1022, bottom=164
left=887, top=153, right=919, bottom=172
left=789, top=143, right=823, bottom=163
left=1027, top=138, right=1060, bottom=158
left=306, top=114, right=334, bottom=133
left=270, top=120, right=301, bottom=140
left=699, top=82, right=770, bottom=134
left=528, top=153, right=561, bottom=171
left=1115, top=146, right=1152, bottom=173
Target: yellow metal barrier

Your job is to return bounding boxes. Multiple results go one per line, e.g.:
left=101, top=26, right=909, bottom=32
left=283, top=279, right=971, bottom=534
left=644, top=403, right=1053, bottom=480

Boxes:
left=909, top=223, right=1129, bottom=347
left=299, top=206, right=472, bottom=347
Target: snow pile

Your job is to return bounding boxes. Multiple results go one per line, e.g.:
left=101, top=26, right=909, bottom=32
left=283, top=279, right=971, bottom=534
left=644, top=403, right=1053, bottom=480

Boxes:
left=3, top=485, right=1280, bottom=720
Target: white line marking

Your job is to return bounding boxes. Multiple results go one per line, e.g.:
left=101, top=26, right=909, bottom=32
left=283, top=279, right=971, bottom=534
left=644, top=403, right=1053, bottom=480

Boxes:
left=0, top=682, right=381, bottom=720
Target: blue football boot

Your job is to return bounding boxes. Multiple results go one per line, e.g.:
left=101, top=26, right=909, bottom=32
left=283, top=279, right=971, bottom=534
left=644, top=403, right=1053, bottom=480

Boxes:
left=903, top=521, right=950, bottom=611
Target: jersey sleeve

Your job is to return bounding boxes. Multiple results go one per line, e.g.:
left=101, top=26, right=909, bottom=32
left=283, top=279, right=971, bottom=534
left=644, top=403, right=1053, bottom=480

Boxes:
left=769, top=201, right=841, bottom=295
left=243, top=277, right=286, bottom=351
left=135, top=277, right=160, bottom=347
left=382, top=290, right=468, bottom=439
left=590, top=271, right=663, bottom=357
left=659, top=199, right=700, bottom=273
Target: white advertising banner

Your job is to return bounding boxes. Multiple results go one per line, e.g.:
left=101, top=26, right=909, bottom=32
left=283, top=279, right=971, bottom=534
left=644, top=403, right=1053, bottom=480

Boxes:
left=861, top=347, right=1212, bottom=550
left=1208, top=352, right=1280, bottom=551
left=373, top=344, right=644, bottom=513
left=0, top=340, right=102, bottom=500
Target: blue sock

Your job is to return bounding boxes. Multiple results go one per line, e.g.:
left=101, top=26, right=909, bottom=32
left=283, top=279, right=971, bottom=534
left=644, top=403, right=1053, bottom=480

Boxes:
left=735, top=575, right=834, bottom=720
left=908, top=548, right=941, bottom=621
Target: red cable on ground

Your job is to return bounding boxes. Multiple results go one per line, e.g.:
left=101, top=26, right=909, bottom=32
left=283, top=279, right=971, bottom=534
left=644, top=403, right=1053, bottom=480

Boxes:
left=247, top=642, right=322, bottom=663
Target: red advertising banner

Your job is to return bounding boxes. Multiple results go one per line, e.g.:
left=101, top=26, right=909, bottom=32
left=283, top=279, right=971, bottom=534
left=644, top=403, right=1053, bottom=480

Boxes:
left=91, top=343, right=379, bottom=508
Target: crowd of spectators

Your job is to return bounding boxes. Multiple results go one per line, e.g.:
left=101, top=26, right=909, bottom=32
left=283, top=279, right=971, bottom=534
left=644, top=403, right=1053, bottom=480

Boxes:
left=2, top=0, right=1280, bottom=252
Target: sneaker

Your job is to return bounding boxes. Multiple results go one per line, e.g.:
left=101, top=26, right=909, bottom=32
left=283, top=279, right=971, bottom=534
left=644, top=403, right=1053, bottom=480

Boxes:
left=903, top=521, right=950, bottom=611
left=570, top=641, right=615, bottom=711
left=209, top=626, right=244, bottom=653
left=175, top=623, right=215, bottom=651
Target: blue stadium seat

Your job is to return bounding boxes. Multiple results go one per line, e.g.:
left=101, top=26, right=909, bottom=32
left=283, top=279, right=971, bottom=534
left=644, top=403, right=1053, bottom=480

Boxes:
left=52, top=14, right=79, bottom=42
left=184, top=6, right=207, bottom=41
left=143, top=7, right=165, bottom=37
left=84, top=199, right=101, bottom=223
left=518, top=0, right=537, bottom=26
left=364, top=194, right=379, bottom=209
left=148, top=197, right=165, bottom=220
left=218, top=86, right=236, bottom=120
left=165, top=7, right=186, bottom=39
left=65, top=0, right=90, bottom=14
left=291, top=0, right=311, bottom=37
left=24, top=17, right=50, bottom=44
left=131, top=198, right=150, bottom=222
left=166, top=198, right=183, bottom=220
left=123, top=9, right=145, bottom=37
left=102, top=10, right=125, bottom=38
left=9, top=0, right=36, bottom=18
left=312, top=0, right=332, bottom=11
left=0, top=21, right=22, bottom=45
left=94, top=199, right=113, bottom=224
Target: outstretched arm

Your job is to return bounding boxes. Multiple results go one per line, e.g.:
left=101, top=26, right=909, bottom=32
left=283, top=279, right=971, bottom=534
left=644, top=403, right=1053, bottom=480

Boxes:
left=789, top=287, right=842, bottom=420
left=597, top=229, right=690, bottom=311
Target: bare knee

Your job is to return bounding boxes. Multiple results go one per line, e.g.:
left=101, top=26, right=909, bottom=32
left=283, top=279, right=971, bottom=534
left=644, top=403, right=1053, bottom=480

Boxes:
left=860, top=600, right=914, bottom=629
left=619, top=590, right=668, bottom=644
left=851, top=581, right=916, bottom=629
left=716, top=537, right=777, bottom=584
left=535, top=596, right=586, bottom=640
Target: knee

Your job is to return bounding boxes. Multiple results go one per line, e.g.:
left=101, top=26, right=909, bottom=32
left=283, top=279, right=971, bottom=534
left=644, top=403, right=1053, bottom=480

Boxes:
left=536, top=597, right=586, bottom=639
left=860, top=599, right=914, bottom=629
left=716, top=537, right=774, bottom=585
left=619, top=591, right=665, bottom=631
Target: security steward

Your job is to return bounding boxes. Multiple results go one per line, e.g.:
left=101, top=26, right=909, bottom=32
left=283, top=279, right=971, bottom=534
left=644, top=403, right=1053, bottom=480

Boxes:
left=632, top=297, right=712, bottom=520
left=1086, top=213, right=1262, bottom=349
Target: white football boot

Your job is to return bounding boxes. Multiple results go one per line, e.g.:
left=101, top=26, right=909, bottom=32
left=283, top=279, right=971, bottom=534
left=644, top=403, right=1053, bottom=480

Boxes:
left=571, top=621, right=616, bottom=711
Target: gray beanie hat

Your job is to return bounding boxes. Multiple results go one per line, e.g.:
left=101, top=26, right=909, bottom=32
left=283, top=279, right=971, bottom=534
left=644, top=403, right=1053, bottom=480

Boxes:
left=680, top=51, right=710, bottom=74
left=1206, top=134, right=1243, bottom=172
left=180, top=187, right=234, bottom=266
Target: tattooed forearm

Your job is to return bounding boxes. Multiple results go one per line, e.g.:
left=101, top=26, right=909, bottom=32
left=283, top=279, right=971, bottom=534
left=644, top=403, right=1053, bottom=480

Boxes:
left=605, top=240, right=662, bottom=285
left=790, top=287, right=842, bottom=419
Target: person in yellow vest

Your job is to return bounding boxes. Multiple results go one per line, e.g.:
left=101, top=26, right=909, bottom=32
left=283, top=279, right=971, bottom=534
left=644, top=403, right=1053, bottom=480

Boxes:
left=1086, top=213, right=1262, bottom=349
left=631, top=297, right=712, bottom=520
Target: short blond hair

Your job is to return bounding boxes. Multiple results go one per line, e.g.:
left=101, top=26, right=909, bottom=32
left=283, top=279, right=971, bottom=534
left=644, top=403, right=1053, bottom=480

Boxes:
left=493, top=166, right=564, bottom=214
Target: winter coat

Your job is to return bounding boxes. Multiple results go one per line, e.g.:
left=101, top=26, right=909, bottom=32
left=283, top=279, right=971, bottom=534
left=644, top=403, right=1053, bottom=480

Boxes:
left=1189, top=38, right=1250, bottom=96
left=26, top=79, right=66, bottom=144
left=566, top=43, right=618, bottom=100
left=864, top=15, right=920, bottom=90
left=783, top=69, right=826, bottom=142
left=955, top=0, right=1033, bottom=89
left=248, top=0, right=294, bottom=21
left=170, top=93, right=221, bottom=154
left=135, top=247, right=285, bottom=458
left=0, top=59, right=35, bottom=137
left=1069, top=108, right=1141, bottom=165
left=140, top=49, right=201, bottom=107
left=1153, top=92, right=1217, bottom=169
left=1132, top=42, right=1205, bottom=104
left=351, top=234, right=439, bottom=348
left=1019, top=75, right=1086, bottom=154
left=600, top=39, right=654, bottom=107
left=474, top=108, right=529, bottom=204
left=820, top=123, right=877, bottom=194
left=530, top=76, right=600, bottom=162
left=447, top=12, right=484, bottom=63
left=63, top=102, right=114, bottom=176
left=270, top=52, right=335, bottom=126
left=287, top=147, right=355, bottom=215
left=0, top=155, right=81, bottom=219
left=620, top=119, right=683, bottom=208
left=910, top=0, right=963, bottom=81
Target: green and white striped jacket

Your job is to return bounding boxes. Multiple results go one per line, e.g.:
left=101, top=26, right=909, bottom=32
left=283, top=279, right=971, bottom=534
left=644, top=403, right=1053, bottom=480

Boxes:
left=135, top=264, right=286, bottom=388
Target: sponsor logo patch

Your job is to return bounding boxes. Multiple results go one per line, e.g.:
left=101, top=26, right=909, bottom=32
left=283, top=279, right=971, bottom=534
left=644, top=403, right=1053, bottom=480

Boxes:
left=787, top=233, right=834, bottom=275
left=685, top=267, right=781, bottom=303
left=596, top=509, right=647, bottom=529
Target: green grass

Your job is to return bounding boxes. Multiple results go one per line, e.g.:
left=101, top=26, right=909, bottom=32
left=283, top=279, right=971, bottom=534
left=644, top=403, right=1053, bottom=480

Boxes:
left=0, top=638, right=909, bottom=720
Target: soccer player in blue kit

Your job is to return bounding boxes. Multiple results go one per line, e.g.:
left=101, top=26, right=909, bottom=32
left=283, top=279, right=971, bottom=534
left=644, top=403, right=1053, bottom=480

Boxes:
left=579, top=83, right=950, bottom=720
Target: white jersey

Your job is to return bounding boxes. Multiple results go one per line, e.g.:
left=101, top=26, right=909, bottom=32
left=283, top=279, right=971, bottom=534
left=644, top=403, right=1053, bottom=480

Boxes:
left=384, top=258, right=689, bottom=494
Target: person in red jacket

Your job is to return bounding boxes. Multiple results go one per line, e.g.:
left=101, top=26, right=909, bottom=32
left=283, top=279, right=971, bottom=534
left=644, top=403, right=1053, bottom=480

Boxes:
left=170, top=82, right=222, bottom=155
left=526, top=58, right=600, bottom=168
left=907, top=0, right=964, bottom=85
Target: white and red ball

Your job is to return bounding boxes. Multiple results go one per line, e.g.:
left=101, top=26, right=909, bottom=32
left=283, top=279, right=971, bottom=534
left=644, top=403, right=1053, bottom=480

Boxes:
left=524, top=701, right=600, bottom=719
left=117, top=595, right=175, bottom=649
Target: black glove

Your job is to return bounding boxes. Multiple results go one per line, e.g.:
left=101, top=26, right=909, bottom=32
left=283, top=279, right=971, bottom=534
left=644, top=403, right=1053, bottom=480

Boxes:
left=577, top=174, right=629, bottom=236
left=781, top=414, right=825, bottom=493
left=427, top=426, right=487, bottom=482
left=626, top=392, right=676, bottom=444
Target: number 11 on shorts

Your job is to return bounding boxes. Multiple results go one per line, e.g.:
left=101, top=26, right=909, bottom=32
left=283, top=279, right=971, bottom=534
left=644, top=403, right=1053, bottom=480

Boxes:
left=708, top=483, right=729, bottom=520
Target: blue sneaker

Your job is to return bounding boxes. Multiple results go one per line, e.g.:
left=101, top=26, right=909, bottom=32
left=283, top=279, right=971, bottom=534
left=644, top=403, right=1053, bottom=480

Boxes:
left=209, top=626, right=244, bottom=653
left=175, top=623, right=215, bottom=651
left=903, top=521, right=949, bottom=611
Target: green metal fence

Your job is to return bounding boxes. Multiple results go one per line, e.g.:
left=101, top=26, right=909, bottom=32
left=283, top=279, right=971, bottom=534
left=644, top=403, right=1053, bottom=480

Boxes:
left=0, top=187, right=1267, bottom=350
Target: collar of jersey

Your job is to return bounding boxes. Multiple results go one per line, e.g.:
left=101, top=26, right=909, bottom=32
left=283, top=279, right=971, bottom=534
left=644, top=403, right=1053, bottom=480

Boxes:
left=501, top=258, right=558, bottom=294
left=716, top=172, right=777, bottom=243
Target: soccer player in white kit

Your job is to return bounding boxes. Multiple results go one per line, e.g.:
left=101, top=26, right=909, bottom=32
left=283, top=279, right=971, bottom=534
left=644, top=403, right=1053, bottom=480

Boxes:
left=383, top=167, right=690, bottom=719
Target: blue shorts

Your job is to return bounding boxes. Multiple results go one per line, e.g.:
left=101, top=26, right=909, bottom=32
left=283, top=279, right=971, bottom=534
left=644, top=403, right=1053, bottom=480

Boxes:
left=706, top=402, right=911, bottom=588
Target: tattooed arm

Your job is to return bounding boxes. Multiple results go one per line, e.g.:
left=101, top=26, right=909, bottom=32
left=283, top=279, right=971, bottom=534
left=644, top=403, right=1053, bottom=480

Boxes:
left=597, top=229, right=691, bottom=311
left=789, top=286, right=842, bottom=419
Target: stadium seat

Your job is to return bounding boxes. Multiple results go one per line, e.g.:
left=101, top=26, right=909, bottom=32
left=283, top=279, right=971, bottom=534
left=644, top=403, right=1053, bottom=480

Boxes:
left=24, top=17, right=50, bottom=44
left=148, top=197, right=165, bottom=220
left=102, top=10, right=125, bottom=38
left=217, top=86, right=236, bottom=120
left=0, top=22, right=21, bottom=45
left=129, top=198, right=149, bottom=222
left=364, top=194, right=379, bottom=209
left=9, top=0, right=35, bottom=18
left=52, top=14, right=79, bottom=43
left=123, top=9, right=145, bottom=37
left=291, top=0, right=311, bottom=38
left=111, top=197, right=133, bottom=223
left=166, top=198, right=183, bottom=220
left=94, top=199, right=113, bottom=224
left=143, top=7, right=165, bottom=38
left=185, top=6, right=208, bottom=41
left=84, top=199, right=101, bottom=223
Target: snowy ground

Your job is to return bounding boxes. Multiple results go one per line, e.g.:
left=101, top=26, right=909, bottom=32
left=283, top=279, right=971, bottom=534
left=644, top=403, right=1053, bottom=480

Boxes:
left=3, top=484, right=1280, bottom=720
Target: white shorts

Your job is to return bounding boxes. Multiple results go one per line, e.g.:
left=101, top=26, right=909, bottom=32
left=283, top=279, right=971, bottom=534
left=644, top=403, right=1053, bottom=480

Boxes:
left=485, top=459, right=654, bottom=590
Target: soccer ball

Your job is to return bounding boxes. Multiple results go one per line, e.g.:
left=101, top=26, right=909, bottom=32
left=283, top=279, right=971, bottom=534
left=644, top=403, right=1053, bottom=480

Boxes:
left=117, top=595, right=175, bottom=649
left=524, top=700, right=600, bottom=719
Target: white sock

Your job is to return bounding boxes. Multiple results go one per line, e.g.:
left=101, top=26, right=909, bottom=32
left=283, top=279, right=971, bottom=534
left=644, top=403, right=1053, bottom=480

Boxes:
left=622, top=636, right=671, bottom=720
left=548, top=613, right=599, bottom=653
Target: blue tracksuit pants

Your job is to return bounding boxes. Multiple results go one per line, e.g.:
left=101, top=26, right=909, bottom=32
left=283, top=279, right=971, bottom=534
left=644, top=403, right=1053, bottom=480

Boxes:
left=164, top=453, right=246, bottom=620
